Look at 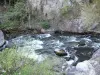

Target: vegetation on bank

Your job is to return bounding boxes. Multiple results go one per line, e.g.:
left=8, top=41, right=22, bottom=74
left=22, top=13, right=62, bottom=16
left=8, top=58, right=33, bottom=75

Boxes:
left=0, top=0, right=27, bottom=30
left=0, top=0, right=50, bottom=30
left=0, top=48, right=56, bottom=75
left=40, top=20, right=50, bottom=29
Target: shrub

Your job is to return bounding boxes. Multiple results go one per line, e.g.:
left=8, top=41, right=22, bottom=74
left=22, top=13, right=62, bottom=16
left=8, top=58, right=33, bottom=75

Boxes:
left=14, top=58, right=56, bottom=75
left=60, top=6, right=69, bottom=17
left=0, top=48, right=24, bottom=74
left=40, top=21, right=50, bottom=29
left=0, top=0, right=28, bottom=30
left=0, top=48, right=56, bottom=75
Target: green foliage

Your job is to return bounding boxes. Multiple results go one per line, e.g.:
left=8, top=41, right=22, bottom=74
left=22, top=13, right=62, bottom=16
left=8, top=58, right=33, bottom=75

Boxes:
left=0, top=0, right=28, bottom=30
left=0, top=48, right=24, bottom=74
left=14, top=58, right=56, bottom=75
left=32, top=59, right=56, bottom=75
left=0, top=48, right=56, bottom=75
left=60, top=0, right=70, bottom=17
left=40, top=21, right=50, bottom=29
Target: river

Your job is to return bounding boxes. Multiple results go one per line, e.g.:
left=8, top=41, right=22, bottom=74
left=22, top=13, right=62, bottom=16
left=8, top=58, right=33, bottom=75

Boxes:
left=9, top=33, right=100, bottom=63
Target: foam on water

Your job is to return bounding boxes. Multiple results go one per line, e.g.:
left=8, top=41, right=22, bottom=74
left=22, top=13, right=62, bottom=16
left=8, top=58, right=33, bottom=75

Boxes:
left=36, top=34, right=51, bottom=39
left=92, top=43, right=100, bottom=50
left=50, top=40, right=64, bottom=48
left=11, top=35, right=44, bottom=62
left=67, top=36, right=77, bottom=42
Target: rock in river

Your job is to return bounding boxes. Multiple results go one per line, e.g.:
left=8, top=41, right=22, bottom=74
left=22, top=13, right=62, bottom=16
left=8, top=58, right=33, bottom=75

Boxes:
left=54, top=49, right=67, bottom=56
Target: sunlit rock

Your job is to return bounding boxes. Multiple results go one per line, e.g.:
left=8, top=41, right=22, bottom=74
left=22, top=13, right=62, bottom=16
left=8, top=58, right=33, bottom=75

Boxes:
left=54, top=49, right=67, bottom=56
left=40, top=28, right=46, bottom=33
left=76, top=61, right=90, bottom=72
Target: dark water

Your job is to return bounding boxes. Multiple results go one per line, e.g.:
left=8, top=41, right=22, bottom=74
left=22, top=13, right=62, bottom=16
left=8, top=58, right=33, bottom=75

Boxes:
left=11, top=33, right=100, bottom=62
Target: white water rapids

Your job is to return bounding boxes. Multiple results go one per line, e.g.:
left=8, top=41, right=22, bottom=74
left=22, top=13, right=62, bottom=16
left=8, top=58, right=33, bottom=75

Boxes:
left=10, top=34, right=100, bottom=63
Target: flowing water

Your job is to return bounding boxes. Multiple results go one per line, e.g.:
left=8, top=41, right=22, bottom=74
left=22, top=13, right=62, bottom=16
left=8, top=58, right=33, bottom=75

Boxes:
left=10, top=33, right=100, bottom=63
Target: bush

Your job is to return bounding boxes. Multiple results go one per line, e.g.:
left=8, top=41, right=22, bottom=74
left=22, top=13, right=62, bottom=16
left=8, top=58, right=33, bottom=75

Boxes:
left=0, top=48, right=56, bottom=75
left=40, top=21, right=50, bottom=29
left=60, top=6, right=69, bottom=17
left=14, top=59, right=56, bottom=75
left=0, top=48, right=25, bottom=74
left=0, top=0, right=28, bottom=30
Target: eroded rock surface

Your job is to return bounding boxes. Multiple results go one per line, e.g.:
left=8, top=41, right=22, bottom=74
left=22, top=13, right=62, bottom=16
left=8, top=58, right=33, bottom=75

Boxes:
left=27, top=0, right=100, bottom=33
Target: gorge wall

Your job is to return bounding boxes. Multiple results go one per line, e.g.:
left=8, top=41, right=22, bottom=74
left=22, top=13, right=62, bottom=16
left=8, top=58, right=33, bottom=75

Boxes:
left=27, top=0, right=100, bottom=33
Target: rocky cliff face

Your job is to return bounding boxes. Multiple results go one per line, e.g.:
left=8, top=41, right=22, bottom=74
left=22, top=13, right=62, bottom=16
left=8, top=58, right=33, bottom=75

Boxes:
left=27, top=0, right=100, bottom=33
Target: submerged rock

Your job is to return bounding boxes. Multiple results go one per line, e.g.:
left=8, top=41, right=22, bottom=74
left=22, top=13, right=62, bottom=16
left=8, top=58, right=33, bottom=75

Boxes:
left=78, top=40, right=86, bottom=46
left=78, top=38, right=92, bottom=46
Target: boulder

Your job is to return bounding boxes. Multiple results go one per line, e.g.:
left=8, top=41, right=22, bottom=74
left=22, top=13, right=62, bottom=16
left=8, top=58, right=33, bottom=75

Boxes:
left=54, top=49, right=67, bottom=56
left=66, top=49, right=100, bottom=75
left=0, top=30, right=6, bottom=50
left=78, top=40, right=86, bottom=46
left=78, top=38, right=92, bottom=46
left=0, top=30, right=5, bottom=47
left=76, top=61, right=90, bottom=72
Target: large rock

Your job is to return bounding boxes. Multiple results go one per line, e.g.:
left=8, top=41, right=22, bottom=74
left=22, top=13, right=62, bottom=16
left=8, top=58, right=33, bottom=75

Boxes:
left=66, top=48, right=100, bottom=75
left=0, top=30, right=5, bottom=47
left=54, top=48, right=67, bottom=56
left=76, top=61, right=91, bottom=72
